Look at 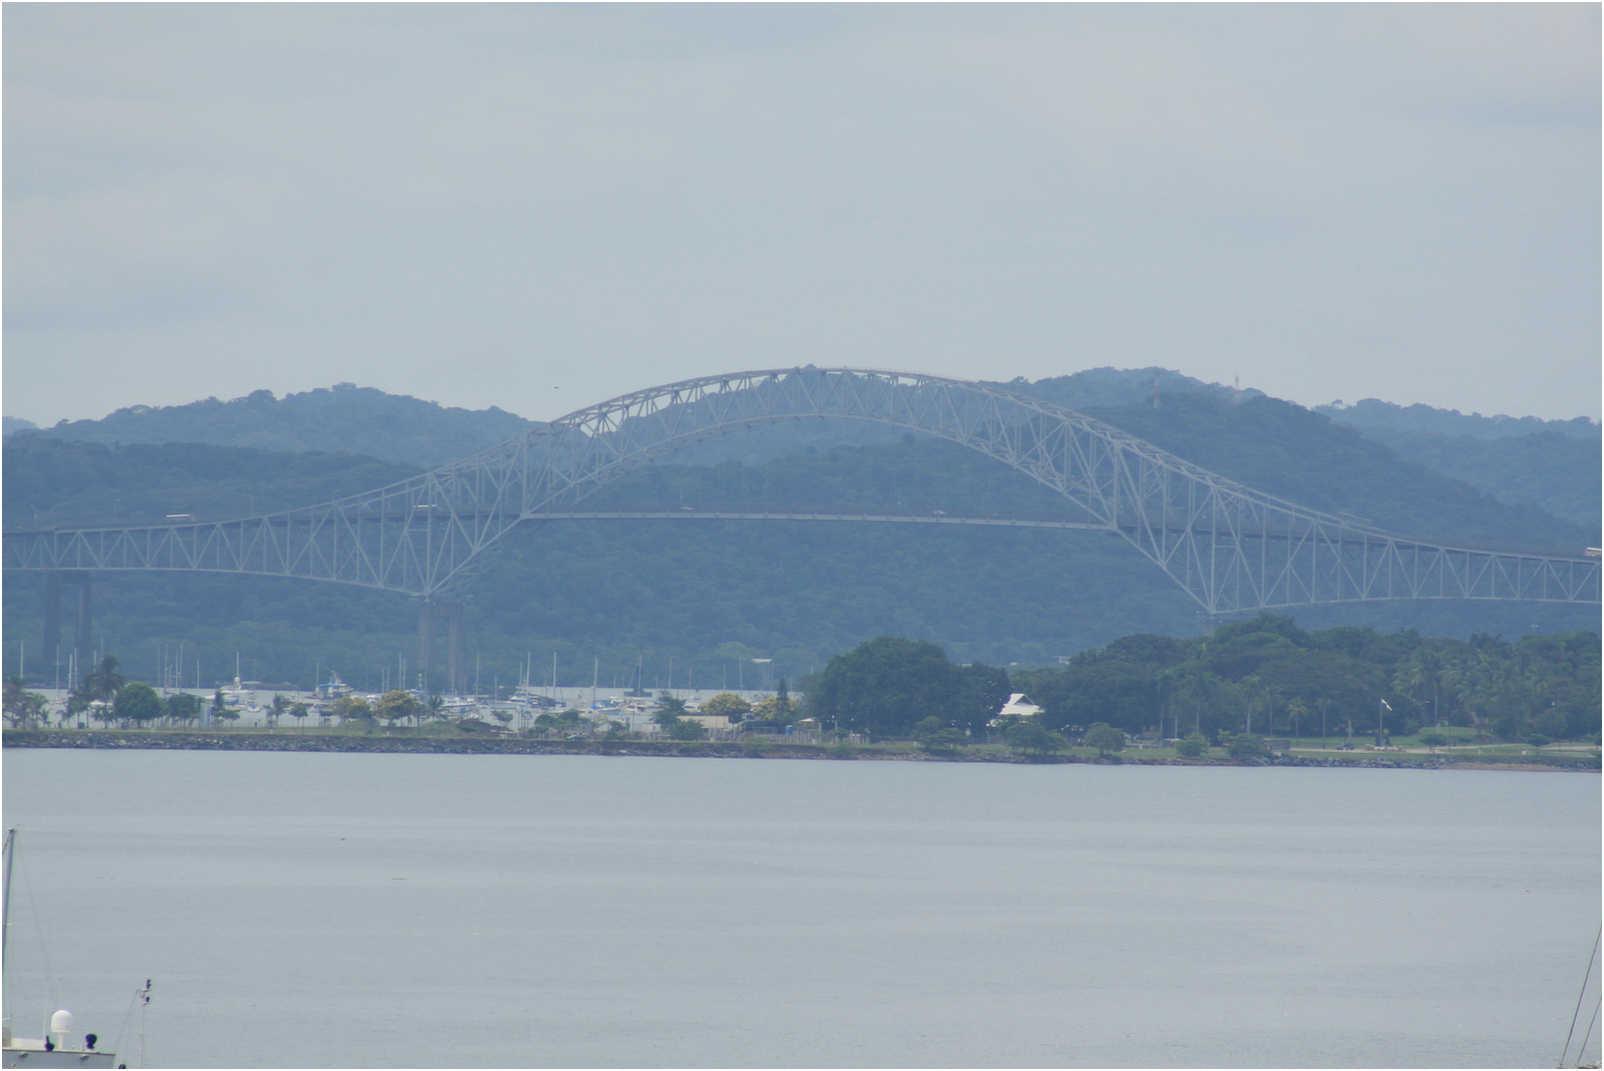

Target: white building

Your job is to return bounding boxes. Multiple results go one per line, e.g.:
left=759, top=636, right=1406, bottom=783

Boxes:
left=991, top=693, right=1044, bottom=724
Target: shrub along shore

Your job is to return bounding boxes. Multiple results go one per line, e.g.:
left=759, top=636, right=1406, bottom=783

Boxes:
left=4, top=728, right=1596, bottom=771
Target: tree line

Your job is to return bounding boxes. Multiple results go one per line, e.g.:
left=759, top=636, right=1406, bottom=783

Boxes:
left=802, top=617, right=1600, bottom=745
left=7, top=618, right=1598, bottom=751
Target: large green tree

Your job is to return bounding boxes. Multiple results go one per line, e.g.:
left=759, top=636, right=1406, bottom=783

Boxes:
left=805, top=637, right=961, bottom=740
left=1082, top=722, right=1125, bottom=757
left=165, top=692, right=203, bottom=724
left=82, top=655, right=125, bottom=702
left=3, top=676, right=47, bottom=727
left=374, top=690, right=423, bottom=727
left=113, top=682, right=163, bottom=726
left=1227, top=734, right=1269, bottom=760
left=654, top=693, right=688, bottom=719
left=912, top=716, right=966, bottom=753
left=331, top=695, right=372, bottom=724
left=700, top=693, right=752, bottom=721
left=953, top=663, right=1012, bottom=735
left=1003, top=720, right=1065, bottom=758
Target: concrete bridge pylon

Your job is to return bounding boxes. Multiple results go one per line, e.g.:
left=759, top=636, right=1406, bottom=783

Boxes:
left=415, top=598, right=465, bottom=696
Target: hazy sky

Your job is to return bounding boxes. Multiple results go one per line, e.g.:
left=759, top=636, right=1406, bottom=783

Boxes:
left=4, top=4, right=1599, bottom=426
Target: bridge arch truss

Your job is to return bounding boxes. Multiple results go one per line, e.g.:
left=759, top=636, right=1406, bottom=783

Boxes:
left=5, top=368, right=1598, bottom=613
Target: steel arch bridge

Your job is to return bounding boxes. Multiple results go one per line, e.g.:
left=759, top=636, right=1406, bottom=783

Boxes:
left=4, top=367, right=1599, bottom=615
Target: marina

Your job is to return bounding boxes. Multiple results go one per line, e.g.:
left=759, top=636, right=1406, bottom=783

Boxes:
left=21, top=681, right=788, bottom=737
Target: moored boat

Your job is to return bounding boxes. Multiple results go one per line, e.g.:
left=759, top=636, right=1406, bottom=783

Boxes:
left=2, top=829, right=137, bottom=1069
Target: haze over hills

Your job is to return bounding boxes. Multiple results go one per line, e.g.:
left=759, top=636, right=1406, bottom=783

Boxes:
left=1318, top=398, right=1600, bottom=441
left=2, top=441, right=417, bottom=529
left=6, top=383, right=539, bottom=470
left=7, top=367, right=1599, bottom=532
left=1316, top=399, right=1600, bottom=531
left=3, top=369, right=1597, bottom=689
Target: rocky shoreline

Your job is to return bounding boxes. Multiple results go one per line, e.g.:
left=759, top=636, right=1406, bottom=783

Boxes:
left=4, top=729, right=1596, bottom=771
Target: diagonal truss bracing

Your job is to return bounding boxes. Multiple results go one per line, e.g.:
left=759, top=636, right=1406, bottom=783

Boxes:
left=4, top=368, right=1598, bottom=612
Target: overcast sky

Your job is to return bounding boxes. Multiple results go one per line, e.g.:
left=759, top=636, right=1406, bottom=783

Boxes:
left=4, top=4, right=1599, bottom=426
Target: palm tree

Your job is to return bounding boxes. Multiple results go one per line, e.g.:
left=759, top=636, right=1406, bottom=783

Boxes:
left=82, top=655, right=124, bottom=703
left=1286, top=697, right=1308, bottom=739
left=1241, top=674, right=1270, bottom=735
left=3, top=676, right=45, bottom=728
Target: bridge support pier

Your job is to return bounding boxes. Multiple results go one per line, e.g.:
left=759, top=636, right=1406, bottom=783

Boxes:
left=446, top=603, right=463, bottom=699
left=416, top=603, right=433, bottom=694
left=416, top=600, right=466, bottom=696
left=76, top=579, right=91, bottom=666
left=42, top=573, right=62, bottom=685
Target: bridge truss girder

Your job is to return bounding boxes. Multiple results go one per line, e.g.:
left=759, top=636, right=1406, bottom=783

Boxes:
left=4, top=368, right=1598, bottom=614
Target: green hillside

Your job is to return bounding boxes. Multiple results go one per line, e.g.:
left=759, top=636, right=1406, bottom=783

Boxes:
left=12, top=369, right=1595, bottom=535
left=1323, top=428, right=1598, bottom=532
left=3, top=439, right=417, bottom=529
left=14, top=384, right=537, bottom=470
left=1319, top=398, right=1599, bottom=441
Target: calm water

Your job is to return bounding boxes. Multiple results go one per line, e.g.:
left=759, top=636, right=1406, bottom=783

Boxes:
left=2, top=750, right=1598, bottom=1068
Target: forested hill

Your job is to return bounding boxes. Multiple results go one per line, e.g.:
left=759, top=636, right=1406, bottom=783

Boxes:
left=1044, top=375, right=1598, bottom=537
left=13, top=384, right=538, bottom=470
left=5, top=417, right=1599, bottom=691
left=1319, top=398, right=1599, bottom=441
left=588, top=427, right=1589, bottom=554
left=1316, top=399, right=1600, bottom=531
left=1000, top=366, right=1259, bottom=410
left=5, top=368, right=1596, bottom=690
left=7, top=374, right=1592, bottom=551
left=664, top=373, right=1594, bottom=552
left=11, top=370, right=1598, bottom=535
left=3, top=440, right=417, bottom=529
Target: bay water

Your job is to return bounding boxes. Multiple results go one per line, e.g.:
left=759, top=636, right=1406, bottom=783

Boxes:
left=2, top=750, right=1598, bottom=1068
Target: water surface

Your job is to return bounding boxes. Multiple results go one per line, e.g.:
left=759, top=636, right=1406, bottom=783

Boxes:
left=3, top=750, right=1598, bottom=1067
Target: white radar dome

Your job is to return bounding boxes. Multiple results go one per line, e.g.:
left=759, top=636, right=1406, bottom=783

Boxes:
left=49, top=1009, right=73, bottom=1038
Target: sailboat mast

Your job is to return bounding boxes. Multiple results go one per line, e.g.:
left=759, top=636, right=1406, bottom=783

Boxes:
left=3, top=828, right=16, bottom=975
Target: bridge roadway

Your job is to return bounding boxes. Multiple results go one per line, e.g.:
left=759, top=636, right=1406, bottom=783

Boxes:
left=5, top=366, right=1598, bottom=692
left=533, top=510, right=1110, bottom=529
left=4, top=510, right=1112, bottom=535
left=11, top=507, right=1588, bottom=562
